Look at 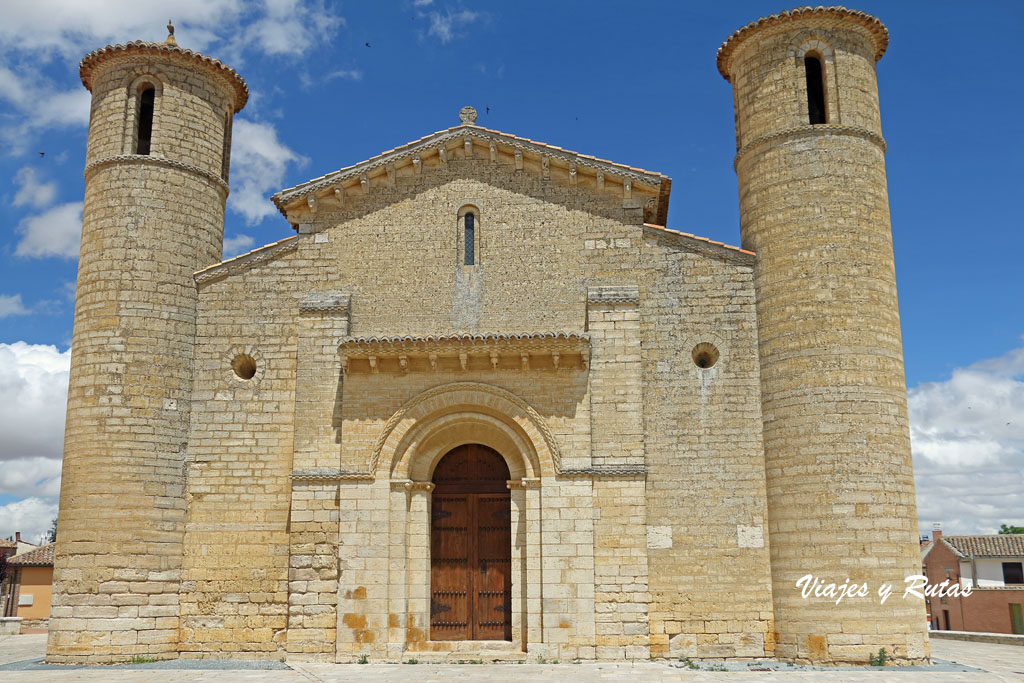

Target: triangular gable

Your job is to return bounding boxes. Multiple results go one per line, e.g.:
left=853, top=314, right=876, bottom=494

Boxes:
left=271, top=107, right=671, bottom=227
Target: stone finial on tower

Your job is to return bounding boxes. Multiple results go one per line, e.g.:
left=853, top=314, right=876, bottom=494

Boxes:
left=165, top=19, right=177, bottom=46
left=459, top=105, right=477, bottom=124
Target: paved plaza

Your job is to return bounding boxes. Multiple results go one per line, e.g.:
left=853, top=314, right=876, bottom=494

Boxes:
left=1, top=634, right=1021, bottom=682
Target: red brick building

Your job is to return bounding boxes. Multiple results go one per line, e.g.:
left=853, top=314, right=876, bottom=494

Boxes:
left=922, top=527, right=1024, bottom=634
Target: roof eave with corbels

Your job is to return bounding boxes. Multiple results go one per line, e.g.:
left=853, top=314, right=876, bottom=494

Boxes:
left=271, top=118, right=671, bottom=227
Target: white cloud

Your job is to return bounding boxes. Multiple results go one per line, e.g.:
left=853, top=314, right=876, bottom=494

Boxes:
left=425, top=9, right=481, bottom=44
left=0, top=294, right=30, bottom=318
left=0, top=342, right=71, bottom=464
left=412, top=0, right=434, bottom=7
left=0, top=343, right=67, bottom=542
left=0, top=1, right=245, bottom=58
left=910, top=345, right=1024, bottom=535
left=228, top=118, right=306, bottom=225
left=0, top=67, right=91, bottom=154
left=0, top=497, right=59, bottom=546
left=14, top=201, right=83, bottom=259
left=223, top=233, right=256, bottom=257
left=0, top=457, right=63, bottom=500
left=0, top=342, right=72, bottom=545
left=247, top=0, right=344, bottom=57
left=12, top=167, right=57, bottom=208
left=327, top=68, right=363, bottom=82
left=0, top=2, right=345, bottom=153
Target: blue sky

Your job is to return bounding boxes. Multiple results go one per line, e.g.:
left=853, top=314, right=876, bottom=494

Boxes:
left=0, top=1, right=1021, bottom=542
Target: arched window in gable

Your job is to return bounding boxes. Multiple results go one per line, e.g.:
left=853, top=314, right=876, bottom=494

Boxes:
left=458, top=205, right=480, bottom=266
left=464, top=212, right=475, bottom=265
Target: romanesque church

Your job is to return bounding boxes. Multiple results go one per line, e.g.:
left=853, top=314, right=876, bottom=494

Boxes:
left=48, top=6, right=929, bottom=665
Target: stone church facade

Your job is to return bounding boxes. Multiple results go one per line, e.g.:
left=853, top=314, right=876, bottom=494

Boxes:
left=48, top=7, right=929, bottom=665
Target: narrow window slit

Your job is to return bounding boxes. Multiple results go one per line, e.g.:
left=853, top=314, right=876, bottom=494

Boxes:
left=137, top=87, right=155, bottom=155
left=464, top=212, right=475, bottom=265
left=221, top=111, right=233, bottom=181
left=804, top=56, right=826, bottom=125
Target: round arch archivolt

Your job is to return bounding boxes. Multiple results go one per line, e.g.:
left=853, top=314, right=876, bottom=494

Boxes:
left=370, top=381, right=560, bottom=480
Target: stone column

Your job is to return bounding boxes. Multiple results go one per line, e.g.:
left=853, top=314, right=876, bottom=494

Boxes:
left=405, top=483, right=434, bottom=651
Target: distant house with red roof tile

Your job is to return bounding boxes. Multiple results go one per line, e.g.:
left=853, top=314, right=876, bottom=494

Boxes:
left=922, top=524, right=1024, bottom=634
left=3, top=542, right=55, bottom=627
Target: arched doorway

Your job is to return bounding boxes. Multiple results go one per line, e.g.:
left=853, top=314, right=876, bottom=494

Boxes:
left=430, top=444, right=512, bottom=641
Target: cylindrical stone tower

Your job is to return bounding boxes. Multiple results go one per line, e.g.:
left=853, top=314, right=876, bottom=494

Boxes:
left=718, top=8, right=927, bottom=664
left=47, top=31, right=247, bottom=663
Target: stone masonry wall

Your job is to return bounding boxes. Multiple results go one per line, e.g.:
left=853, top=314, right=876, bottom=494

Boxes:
left=49, top=51, right=234, bottom=663
left=639, top=230, right=774, bottom=659
left=187, top=158, right=654, bottom=658
left=726, top=14, right=928, bottom=664
left=181, top=250, right=300, bottom=657
left=186, top=151, right=772, bottom=660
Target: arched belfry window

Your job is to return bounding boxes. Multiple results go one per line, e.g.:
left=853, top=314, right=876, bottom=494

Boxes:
left=136, top=86, right=156, bottom=154
left=804, top=55, right=827, bottom=125
left=458, top=205, right=479, bottom=266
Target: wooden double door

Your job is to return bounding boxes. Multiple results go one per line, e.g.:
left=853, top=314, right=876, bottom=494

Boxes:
left=430, top=444, right=512, bottom=640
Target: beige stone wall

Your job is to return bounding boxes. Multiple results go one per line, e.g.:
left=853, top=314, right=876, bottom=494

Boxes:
left=724, top=12, right=928, bottom=664
left=638, top=230, right=774, bottom=659
left=186, top=160, right=655, bottom=660
left=592, top=478, right=650, bottom=660
left=726, top=17, right=883, bottom=150
left=181, top=251, right=300, bottom=657
left=56, top=10, right=927, bottom=666
left=49, top=49, right=235, bottom=663
left=184, top=154, right=772, bottom=661
left=84, top=56, right=234, bottom=172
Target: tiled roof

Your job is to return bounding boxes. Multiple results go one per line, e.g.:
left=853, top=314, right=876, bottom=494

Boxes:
left=8, top=542, right=55, bottom=567
left=717, top=6, right=889, bottom=81
left=941, top=535, right=1024, bottom=559
left=0, top=539, right=16, bottom=548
